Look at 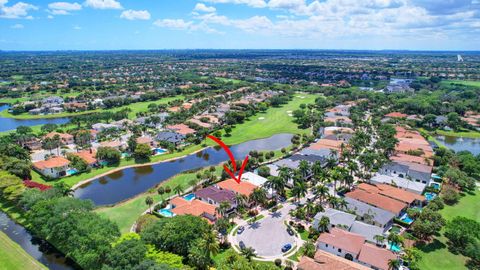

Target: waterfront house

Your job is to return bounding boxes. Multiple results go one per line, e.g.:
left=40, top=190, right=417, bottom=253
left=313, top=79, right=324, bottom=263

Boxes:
left=32, top=156, right=70, bottom=178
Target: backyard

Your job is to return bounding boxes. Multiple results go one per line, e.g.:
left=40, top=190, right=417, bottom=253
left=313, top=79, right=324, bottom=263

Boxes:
left=417, top=189, right=480, bottom=270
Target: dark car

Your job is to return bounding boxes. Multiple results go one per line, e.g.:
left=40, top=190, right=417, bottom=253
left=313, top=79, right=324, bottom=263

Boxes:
left=281, top=243, right=292, bottom=253
left=287, top=228, right=294, bottom=236
left=237, top=226, right=245, bottom=234
left=239, top=241, right=246, bottom=250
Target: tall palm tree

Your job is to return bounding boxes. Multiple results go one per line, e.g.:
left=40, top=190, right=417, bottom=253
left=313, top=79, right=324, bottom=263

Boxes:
left=317, top=216, right=330, bottom=232
left=388, top=259, right=400, bottom=270
left=235, top=193, right=248, bottom=210
left=291, top=181, right=307, bottom=202
left=337, top=197, right=348, bottom=210
left=241, top=247, right=256, bottom=262
left=202, top=231, right=220, bottom=257
left=278, top=166, right=292, bottom=186
left=216, top=201, right=231, bottom=219
left=387, top=233, right=404, bottom=251
left=298, top=160, right=310, bottom=179
left=145, top=196, right=154, bottom=214
left=313, top=184, right=330, bottom=204
left=374, top=235, right=386, bottom=246
left=249, top=187, right=267, bottom=207
left=173, top=184, right=184, bottom=196
left=265, top=176, right=286, bottom=201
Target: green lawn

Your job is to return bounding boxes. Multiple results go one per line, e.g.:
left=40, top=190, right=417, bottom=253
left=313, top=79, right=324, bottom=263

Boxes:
left=441, top=80, right=480, bottom=88
left=0, top=232, right=47, bottom=270
left=0, top=95, right=184, bottom=120
left=417, top=189, right=479, bottom=270
left=434, top=129, right=480, bottom=139
left=221, top=94, right=316, bottom=145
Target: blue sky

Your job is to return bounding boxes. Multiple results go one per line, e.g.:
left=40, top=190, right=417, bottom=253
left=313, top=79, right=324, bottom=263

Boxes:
left=0, top=0, right=479, bottom=50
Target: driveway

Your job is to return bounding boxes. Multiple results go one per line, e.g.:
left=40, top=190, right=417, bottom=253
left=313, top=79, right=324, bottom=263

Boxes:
left=231, top=203, right=301, bottom=259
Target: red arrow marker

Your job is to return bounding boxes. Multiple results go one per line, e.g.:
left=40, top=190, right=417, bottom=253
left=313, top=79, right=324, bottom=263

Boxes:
left=207, top=135, right=249, bottom=184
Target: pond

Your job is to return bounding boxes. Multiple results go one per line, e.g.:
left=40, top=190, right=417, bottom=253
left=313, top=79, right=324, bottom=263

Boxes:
left=0, top=211, right=78, bottom=270
left=74, top=133, right=294, bottom=206
left=0, top=104, right=70, bottom=132
left=435, top=135, right=480, bottom=156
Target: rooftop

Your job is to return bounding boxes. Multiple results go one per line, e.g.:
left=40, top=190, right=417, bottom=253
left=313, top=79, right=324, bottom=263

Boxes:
left=216, top=178, right=256, bottom=196
left=346, top=189, right=407, bottom=214
left=317, top=228, right=366, bottom=255
left=358, top=243, right=397, bottom=270
left=33, top=156, right=70, bottom=170
left=297, top=250, right=369, bottom=270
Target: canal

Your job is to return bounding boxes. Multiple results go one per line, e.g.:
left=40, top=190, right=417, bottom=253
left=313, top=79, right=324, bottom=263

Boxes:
left=0, top=211, right=77, bottom=270
left=74, top=133, right=294, bottom=205
left=0, top=104, right=70, bottom=132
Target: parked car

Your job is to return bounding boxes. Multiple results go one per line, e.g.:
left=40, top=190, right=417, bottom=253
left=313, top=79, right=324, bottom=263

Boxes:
left=239, top=241, right=246, bottom=250
left=281, top=243, right=292, bottom=252
left=287, top=228, right=294, bottom=236
left=237, top=226, right=245, bottom=234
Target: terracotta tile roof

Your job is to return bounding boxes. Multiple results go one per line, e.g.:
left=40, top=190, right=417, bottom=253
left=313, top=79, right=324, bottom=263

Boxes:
left=72, top=149, right=97, bottom=165
left=309, top=138, right=346, bottom=152
left=33, top=156, right=70, bottom=170
left=358, top=243, right=397, bottom=270
left=395, top=141, right=433, bottom=158
left=217, top=178, right=256, bottom=196
left=357, top=183, right=425, bottom=204
left=188, top=118, right=212, bottom=128
left=317, top=228, right=366, bottom=255
left=298, top=250, right=369, bottom=270
left=385, top=112, right=408, bottom=118
left=324, top=127, right=354, bottom=136
left=100, top=140, right=124, bottom=148
left=345, top=189, right=407, bottom=214
left=136, top=136, right=153, bottom=145
left=391, top=153, right=431, bottom=166
left=166, top=124, right=196, bottom=135
left=170, top=197, right=217, bottom=222
left=324, top=116, right=352, bottom=123
left=167, top=106, right=180, bottom=112
left=45, top=132, right=73, bottom=140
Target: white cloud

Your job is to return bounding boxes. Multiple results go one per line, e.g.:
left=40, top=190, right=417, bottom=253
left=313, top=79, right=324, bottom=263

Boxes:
left=11, top=23, right=23, bottom=28
left=48, top=2, right=82, bottom=11
left=202, top=0, right=267, bottom=8
left=47, top=14, right=54, bottom=19
left=120, top=9, right=150, bottom=20
left=154, top=19, right=193, bottom=30
left=73, top=25, right=81, bottom=30
left=84, top=0, right=122, bottom=10
left=0, top=1, right=38, bottom=19
left=194, top=3, right=216, bottom=13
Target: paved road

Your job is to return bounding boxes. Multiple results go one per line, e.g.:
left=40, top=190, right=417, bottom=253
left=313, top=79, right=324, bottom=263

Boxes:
left=233, top=203, right=298, bottom=258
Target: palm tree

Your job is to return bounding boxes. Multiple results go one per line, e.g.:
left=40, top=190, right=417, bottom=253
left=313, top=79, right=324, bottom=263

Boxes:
left=249, top=187, right=267, bottom=207
left=216, top=201, right=231, bottom=219
left=313, top=184, right=329, bottom=203
left=291, top=181, right=307, bottom=202
left=189, top=179, right=199, bottom=191
left=374, top=235, right=386, bottom=246
left=235, top=193, right=248, bottom=210
left=278, top=166, right=292, bottom=186
left=388, top=259, right=401, bottom=270
left=145, top=196, right=154, bottom=213
left=302, top=240, right=316, bottom=258
left=202, top=231, right=220, bottom=257
left=173, top=184, right=184, bottom=196
left=265, top=176, right=286, bottom=201
left=157, top=186, right=165, bottom=200
left=241, top=247, right=256, bottom=262
left=298, top=160, right=310, bottom=179
left=337, top=197, right=348, bottom=210
left=317, top=216, right=330, bottom=232
left=387, top=233, right=404, bottom=251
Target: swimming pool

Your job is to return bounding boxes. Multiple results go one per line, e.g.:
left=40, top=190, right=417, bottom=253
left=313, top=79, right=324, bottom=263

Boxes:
left=153, top=148, right=167, bottom=155
left=388, top=242, right=402, bottom=252
left=430, top=182, right=441, bottom=190
left=424, top=192, right=437, bottom=201
left=66, top=168, right=78, bottom=176
left=183, top=193, right=195, bottom=201
left=159, top=209, right=175, bottom=217
left=400, top=213, right=414, bottom=224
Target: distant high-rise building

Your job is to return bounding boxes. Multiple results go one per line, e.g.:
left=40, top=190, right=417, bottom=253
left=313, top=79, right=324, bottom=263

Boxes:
left=458, top=54, right=464, bottom=62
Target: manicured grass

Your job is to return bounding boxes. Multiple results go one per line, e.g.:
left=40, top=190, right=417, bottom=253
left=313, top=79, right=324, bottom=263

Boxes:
left=0, top=95, right=184, bottom=120
left=0, top=232, right=47, bottom=270
left=417, top=189, right=479, bottom=270
left=434, top=129, right=480, bottom=139
left=221, top=94, right=317, bottom=145
left=442, top=80, right=480, bottom=88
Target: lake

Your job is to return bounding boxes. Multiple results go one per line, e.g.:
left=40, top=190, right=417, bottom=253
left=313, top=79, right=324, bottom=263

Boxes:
left=0, top=104, right=70, bottom=132
left=435, top=135, right=480, bottom=156
left=0, top=211, right=78, bottom=270
left=74, top=133, right=294, bottom=205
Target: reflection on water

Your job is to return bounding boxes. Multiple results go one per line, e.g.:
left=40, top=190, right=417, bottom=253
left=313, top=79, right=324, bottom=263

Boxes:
left=74, top=133, right=294, bottom=205
left=0, top=104, right=70, bottom=132
left=436, top=135, right=480, bottom=156
left=0, top=211, right=77, bottom=270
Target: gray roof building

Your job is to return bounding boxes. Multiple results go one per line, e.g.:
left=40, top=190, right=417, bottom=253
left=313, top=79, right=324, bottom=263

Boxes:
left=156, top=131, right=185, bottom=145
left=379, top=161, right=432, bottom=184
left=313, top=208, right=356, bottom=231
left=350, top=221, right=386, bottom=243
left=345, top=197, right=395, bottom=229
left=370, top=173, right=426, bottom=194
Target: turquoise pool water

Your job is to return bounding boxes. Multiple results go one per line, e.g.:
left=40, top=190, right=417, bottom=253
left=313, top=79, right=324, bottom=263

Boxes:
left=66, top=168, right=78, bottom=175
left=154, top=148, right=167, bottom=155
left=425, top=192, right=437, bottom=201
left=388, top=243, right=402, bottom=252
left=159, top=209, right=175, bottom=217
left=183, top=193, right=195, bottom=201
left=400, top=213, right=414, bottom=224
left=430, top=182, right=441, bottom=190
